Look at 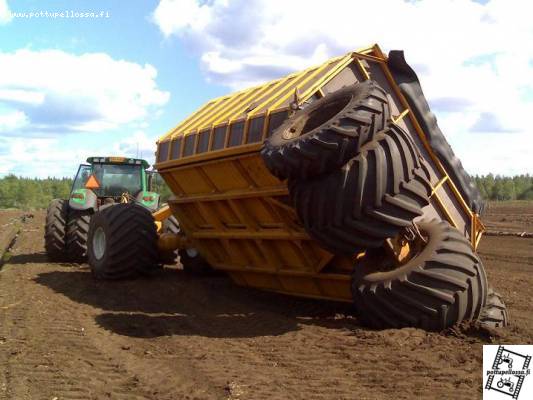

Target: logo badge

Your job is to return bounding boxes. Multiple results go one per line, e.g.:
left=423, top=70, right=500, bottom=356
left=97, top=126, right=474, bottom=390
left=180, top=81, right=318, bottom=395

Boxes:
left=484, top=345, right=532, bottom=399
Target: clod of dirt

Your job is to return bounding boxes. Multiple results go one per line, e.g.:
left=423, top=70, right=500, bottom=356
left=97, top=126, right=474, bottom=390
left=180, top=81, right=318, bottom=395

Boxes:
left=224, top=381, right=245, bottom=399
left=443, top=321, right=507, bottom=343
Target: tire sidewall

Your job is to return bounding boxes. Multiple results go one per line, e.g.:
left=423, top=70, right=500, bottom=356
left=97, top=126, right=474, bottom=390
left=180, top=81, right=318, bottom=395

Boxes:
left=268, top=83, right=371, bottom=147
left=353, top=220, right=446, bottom=284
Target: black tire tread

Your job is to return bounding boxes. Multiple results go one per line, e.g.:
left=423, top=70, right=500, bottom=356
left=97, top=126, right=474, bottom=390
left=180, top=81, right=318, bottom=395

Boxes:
left=88, top=204, right=159, bottom=280
left=479, top=288, right=508, bottom=328
left=44, top=199, right=68, bottom=261
left=261, top=80, right=391, bottom=180
left=66, top=210, right=91, bottom=262
left=352, top=219, right=488, bottom=331
left=290, top=123, right=432, bottom=256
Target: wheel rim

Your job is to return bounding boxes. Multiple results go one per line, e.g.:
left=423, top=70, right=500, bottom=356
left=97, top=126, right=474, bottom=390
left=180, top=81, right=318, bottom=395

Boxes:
left=92, top=226, right=106, bottom=260
left=185, top=247, right=198, bottom=258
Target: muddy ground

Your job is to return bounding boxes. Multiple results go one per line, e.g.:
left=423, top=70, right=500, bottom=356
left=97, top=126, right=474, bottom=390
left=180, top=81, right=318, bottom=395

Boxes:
left=0, top=203, right=531, bottom=400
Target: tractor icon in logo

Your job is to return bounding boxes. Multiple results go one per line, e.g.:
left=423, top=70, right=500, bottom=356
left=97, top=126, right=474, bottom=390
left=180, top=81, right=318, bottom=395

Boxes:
left=497, top=377, right=515, bottom=393
left=497, top=353, right=514, bottom=370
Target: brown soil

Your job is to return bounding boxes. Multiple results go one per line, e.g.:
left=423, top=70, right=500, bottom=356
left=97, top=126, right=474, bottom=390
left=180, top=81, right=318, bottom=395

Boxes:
left=483, top=200, right=533, bottom=233
left=0, top=203, right=532, bottom=400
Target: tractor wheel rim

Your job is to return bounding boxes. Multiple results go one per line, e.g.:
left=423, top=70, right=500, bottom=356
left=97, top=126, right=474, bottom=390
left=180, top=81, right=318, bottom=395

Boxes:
left=93, top=226, right=106, bottom=260
left=186, top=248, right=198, bottom=258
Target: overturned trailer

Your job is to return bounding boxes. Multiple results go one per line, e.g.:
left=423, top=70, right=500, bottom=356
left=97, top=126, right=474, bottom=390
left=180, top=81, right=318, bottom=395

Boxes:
left=154, top=44, right=506, bottom=331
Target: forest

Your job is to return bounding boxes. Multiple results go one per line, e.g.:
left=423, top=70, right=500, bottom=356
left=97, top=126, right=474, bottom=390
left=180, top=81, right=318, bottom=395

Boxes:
left=0, top=173, right=173, bottom=209
left=0, top=173, right=531, bottom=209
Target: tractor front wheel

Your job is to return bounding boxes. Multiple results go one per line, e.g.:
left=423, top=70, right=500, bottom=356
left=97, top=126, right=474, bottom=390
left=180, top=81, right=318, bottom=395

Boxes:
left=87, top=203, right=160, bottom=279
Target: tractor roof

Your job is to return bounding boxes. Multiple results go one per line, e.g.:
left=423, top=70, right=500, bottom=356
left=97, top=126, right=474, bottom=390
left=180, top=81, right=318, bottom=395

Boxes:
left=86, top=156, right=149, bottom=169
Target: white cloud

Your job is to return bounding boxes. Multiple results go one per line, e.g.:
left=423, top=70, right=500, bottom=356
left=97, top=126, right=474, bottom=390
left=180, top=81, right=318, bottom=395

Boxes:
left=110, top=131, right=157, bottom=165
left=153, top=0, right=533, bottom=175
left=0, top=0, right=11, bottom=24
left=0, top=49, right=170, bottom=135
left=0, top=110, right=28, bottom=132
left=0, top=131, right=159, bottom=178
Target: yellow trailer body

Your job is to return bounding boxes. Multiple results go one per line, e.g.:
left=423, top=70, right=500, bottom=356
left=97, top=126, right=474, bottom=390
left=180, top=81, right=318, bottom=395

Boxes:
left=154, top=44, right=483, bottom=302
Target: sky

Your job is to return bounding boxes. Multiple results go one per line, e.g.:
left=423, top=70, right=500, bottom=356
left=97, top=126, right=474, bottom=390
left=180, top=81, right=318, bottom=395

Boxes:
left=0, top=0, right=531, bottom=178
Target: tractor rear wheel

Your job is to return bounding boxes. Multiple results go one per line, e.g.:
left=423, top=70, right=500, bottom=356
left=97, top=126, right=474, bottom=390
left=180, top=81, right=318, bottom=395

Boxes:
left=44, top=199, right=68, bottom=261
left=261, top=80, right=390, bottom=180
left=290, top=123, right=432, bottom=256
left=352, top=219, right=488, bottom=331
left=66, top=210, right=91, bottom=262
left=479, top=288, right=508, bottom=328
left=87, top=203, right=160, bottom=279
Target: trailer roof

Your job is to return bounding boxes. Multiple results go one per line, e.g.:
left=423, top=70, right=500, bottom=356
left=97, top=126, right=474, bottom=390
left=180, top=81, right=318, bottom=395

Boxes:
left=159, top=45, right=379, bottom=143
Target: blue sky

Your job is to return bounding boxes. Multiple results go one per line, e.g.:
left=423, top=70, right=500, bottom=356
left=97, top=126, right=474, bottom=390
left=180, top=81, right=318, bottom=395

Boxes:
left=0, top=0, right=532, bottom=178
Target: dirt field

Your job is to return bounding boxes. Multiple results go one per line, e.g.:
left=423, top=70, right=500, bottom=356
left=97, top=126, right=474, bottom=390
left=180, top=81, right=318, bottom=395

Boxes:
left=0, top=203, right=532, bottom=400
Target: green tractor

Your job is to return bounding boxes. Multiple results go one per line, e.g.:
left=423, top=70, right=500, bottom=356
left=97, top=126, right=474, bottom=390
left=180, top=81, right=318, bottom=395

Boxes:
left=44, top=156, right=163, bottom=263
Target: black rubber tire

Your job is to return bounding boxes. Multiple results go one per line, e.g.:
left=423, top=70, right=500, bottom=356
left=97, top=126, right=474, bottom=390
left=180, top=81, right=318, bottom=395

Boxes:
left=179, top=249, right=212, bottom=275
left=163, top=215, right=180, bottom=234
left=290, top=123, right=432, bottom=256
left=352, top=219, right=488, bottom=331
left=87, top=203, right=160, bottom=279
left=160, top=215, right=180, bottom=265
left=44, top=199, right=68, bottom=261
left=261, top=80, right=390, bottom=180
left=479, top=288, right=508, bottom=328
left=66, top=210, right=91, bottom=262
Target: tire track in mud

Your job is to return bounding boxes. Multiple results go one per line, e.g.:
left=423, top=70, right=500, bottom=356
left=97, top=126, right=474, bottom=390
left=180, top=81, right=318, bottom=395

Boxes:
left=0, top=221, right=155, bottom=400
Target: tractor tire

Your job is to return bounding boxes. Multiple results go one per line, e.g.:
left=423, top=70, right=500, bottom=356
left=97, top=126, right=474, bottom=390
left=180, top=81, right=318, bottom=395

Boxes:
left=261, top=80, right=390, bottom=180
left=160, top=215, right=180, bottom=265
left=163, top=215, right=180, bottom=234
left=66, top=210, right=91, bottom=262
left=352, top=219, right=488, bottom=331
left=479, top=288, right=508, bottom=328
left=87, top=203, right=160, bottom=279
left=290, top=123, right=432, bottom=256
left=179, top=248, right=212, bottom=275
left=44, top=199, right=68, bottom=261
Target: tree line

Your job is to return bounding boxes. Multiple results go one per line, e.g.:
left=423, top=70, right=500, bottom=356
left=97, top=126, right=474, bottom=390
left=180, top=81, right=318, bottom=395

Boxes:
left=0, top=173, right=173, bottom=209
left=0, top=173, right=531, bottom=209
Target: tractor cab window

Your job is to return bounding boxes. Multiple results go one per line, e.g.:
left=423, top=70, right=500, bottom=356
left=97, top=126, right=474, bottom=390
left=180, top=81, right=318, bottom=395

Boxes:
left=92, top=163, right=143, bottom=197
left=72, top=164, right=93, bottom=191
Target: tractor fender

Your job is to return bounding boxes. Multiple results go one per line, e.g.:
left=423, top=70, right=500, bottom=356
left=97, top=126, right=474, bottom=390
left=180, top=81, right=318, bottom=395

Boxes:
left=68, top=188, right=98, bottom=212
left=136, top=191, right=160, bottom=211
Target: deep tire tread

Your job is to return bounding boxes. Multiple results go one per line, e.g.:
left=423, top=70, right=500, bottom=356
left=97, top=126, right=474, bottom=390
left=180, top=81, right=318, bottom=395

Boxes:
left=290, top=124, right=432, bottom=256
left=44, top=199, right=68, bottom=261
left=352, top=219, right=488, bottom=331
left=88, top=204, right=160, bottom=280
left=261, top=80, right=391, bottom=180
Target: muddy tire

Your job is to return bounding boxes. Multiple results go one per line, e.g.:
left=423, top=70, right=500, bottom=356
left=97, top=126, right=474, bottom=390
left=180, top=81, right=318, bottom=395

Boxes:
left=290, top=123, right=432, bottom=256
left=352, top=219, right=488, bottom=331
left=66, top=210, right=91, bottom=262
left=87, top=203, right=160, bottom=279
left=479, top=288, right=508, bottom=328
left=44, top=199, right=68, bottom=261
left=179, top=249, right=212, bottom=275
left=261, top=80, right=390, bottom=180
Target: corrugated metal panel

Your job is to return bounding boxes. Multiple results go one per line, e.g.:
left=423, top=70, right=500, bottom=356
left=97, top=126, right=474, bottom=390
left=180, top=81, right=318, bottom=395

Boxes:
left=159, top=53, right=354, bottom=142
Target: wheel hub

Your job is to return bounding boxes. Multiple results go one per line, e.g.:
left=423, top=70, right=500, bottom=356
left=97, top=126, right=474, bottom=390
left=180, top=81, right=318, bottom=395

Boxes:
left=92, top=226, right=106, bottom=260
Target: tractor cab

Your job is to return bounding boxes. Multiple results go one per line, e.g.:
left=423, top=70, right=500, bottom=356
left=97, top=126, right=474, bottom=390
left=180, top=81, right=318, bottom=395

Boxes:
left=69, top=156, right=159, bottom=212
